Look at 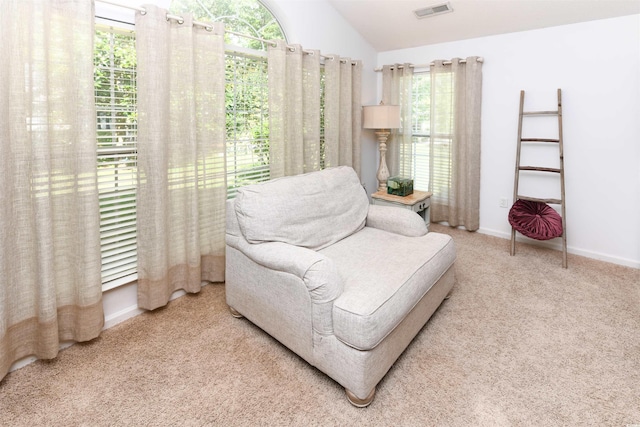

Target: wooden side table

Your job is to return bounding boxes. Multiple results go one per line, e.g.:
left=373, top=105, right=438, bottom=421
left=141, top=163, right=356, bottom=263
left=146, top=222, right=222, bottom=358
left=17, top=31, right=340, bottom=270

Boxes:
left=371, top=190, right=432, bottom=228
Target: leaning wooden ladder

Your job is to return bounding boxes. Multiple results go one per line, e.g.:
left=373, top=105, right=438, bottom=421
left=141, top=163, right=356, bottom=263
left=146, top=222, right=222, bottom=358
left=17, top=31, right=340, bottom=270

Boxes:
left=510, top=88, right=567, bottom=268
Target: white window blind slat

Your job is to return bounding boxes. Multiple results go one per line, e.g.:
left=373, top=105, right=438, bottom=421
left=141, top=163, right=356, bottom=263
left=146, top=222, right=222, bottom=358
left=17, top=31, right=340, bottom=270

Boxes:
left=100, top=222, right=136, bottom=235
left=99, top=203, right=136, bottom=217
left=101, top=264, right=138, bottom=284
left=102, top=249, right=138, bottom=265
left=99, top=216, right=136, bottom=229
left=100, top=231, right=137, bottom=246
left=98, top=189, right=136, bottom=198
left=101, top=239, right=137, bottom=254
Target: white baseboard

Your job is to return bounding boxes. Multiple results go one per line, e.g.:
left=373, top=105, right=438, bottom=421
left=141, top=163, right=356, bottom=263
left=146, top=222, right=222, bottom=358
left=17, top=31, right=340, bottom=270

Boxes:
left=478, top=227, right=640, bottom=269
left=102, top=289, right=187, bottom=329
left=8, top=342, right=74, bottom=374
left=103, top=304, right=145, bottom=330
left=8, top=356, right=39, bottom=373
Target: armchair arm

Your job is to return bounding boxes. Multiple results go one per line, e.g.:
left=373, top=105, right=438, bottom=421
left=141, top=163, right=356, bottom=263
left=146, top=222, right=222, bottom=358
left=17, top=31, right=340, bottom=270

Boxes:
left=226, top=234, right=343, bottom=305
left=226, top=234, right=342, bottom=335
left=366, top=204, right=428, bottom=237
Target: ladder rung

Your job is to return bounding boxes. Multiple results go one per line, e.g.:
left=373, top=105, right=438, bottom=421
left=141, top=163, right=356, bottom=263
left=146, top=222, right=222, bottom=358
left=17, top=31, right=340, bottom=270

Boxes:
left=519, top=166, right=561, bottom=173
left=517, top=195, right=562, bottom=205
left=522, top=111, right=559, bottom=116
left=520, top=138, right=559, bottom=143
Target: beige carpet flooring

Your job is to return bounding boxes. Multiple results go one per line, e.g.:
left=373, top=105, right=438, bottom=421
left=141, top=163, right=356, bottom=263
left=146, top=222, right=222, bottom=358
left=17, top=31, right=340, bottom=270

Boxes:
left=1, top=225, right=639, bottom=426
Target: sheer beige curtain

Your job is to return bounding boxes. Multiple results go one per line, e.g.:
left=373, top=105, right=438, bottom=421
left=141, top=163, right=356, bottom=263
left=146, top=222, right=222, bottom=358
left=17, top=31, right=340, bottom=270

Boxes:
left=430, top=57, right=483, bottom=230
left=135, top=6, right=226, bottom=310
left=267, top=41, right=321, bottom=178
left=382, top=64, right=413, bottom=178
left=0, top=0, right=103, bottom=379
left=324, top=56, right=363, bottom=176
left=268, top=43, right=362, bottom=178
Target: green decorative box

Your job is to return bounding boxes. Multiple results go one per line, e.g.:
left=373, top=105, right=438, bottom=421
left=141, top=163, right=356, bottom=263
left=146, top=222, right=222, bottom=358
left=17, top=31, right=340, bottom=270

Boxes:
left=387, top=176, right=413, bottom=196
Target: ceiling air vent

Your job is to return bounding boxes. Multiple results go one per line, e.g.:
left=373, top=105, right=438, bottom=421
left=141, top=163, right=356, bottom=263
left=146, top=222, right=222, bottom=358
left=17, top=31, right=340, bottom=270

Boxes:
left=413, top=2, right=453, bottom=19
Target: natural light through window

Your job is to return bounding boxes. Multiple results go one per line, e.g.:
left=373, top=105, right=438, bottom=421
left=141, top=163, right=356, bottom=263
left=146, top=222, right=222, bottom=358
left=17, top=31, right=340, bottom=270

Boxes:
left=95, top=0, right=286, bottom=290
left=410, top=70, right=454, bottom=198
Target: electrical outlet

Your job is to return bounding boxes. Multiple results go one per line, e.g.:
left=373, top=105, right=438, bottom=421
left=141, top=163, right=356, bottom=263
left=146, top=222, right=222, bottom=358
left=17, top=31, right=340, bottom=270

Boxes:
left=499, top=197, right=509, bottom=208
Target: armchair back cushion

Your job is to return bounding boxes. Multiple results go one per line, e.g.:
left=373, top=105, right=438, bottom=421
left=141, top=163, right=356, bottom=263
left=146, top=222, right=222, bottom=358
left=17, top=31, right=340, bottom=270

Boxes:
left=234, top=166, right=369, bottom=250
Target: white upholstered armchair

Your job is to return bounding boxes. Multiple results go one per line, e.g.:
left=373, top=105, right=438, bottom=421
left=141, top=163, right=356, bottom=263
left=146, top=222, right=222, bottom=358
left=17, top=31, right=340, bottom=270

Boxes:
left=225, top=166, right=456, bottom=407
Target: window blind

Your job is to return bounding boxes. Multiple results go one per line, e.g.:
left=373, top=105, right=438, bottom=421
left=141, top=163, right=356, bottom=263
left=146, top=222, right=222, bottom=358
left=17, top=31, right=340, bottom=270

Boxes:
left=95, top=28, right=138, bottom=288
left=410, top=71, right=454, bottom=195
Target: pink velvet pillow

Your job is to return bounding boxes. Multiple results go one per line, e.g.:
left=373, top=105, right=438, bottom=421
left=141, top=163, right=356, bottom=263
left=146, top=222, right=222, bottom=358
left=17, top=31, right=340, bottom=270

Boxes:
left=508, top=200, right=563, bottom=240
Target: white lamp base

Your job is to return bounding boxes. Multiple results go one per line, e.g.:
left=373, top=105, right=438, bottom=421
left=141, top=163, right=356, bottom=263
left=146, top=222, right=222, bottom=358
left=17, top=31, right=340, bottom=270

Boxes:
left=375, top=129, right=391, bottom=192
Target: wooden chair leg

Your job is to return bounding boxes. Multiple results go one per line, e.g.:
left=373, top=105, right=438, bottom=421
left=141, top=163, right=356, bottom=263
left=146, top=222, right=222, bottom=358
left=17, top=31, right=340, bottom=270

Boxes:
left=228, top=306, right=243, bottom=318
left=346, top=387, right=376, bottom=408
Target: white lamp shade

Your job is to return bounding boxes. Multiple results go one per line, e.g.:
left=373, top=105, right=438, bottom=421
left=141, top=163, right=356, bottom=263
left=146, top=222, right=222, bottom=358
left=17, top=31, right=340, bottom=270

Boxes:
left=362, top=104, right=401, bottom=129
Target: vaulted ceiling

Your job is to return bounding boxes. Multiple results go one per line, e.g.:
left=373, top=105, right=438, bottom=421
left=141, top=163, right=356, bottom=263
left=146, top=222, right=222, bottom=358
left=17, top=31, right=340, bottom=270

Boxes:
left=327, top=0, right=640, bottom=51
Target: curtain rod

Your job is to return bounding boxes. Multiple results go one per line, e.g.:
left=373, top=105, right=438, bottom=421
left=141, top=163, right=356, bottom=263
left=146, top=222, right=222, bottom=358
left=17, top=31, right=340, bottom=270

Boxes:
left=374, top=57, right=484, bottom=72
left=97, top=0, right=212, bottom=30
left=95, top=0, right=356, bottom=64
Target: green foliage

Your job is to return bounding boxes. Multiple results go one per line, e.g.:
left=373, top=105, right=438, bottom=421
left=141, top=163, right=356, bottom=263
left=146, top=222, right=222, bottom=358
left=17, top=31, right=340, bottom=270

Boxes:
left=169, top=0, right=285, bottom=49
left=171, top=0, right=281, bottom=180
left=94, top=29, right=137, bottom=166
left=95, top=30, right=136, bottom=68
left=225, top=53, right=270, bottom=177
left=94, top=1, right=283, bottom=189
left=94, top=29, right=136, bottom=113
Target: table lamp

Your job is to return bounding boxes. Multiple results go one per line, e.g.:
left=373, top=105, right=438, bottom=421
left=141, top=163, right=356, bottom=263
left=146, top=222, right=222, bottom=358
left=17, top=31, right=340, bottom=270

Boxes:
left=363, top=102, right=401, bottom=191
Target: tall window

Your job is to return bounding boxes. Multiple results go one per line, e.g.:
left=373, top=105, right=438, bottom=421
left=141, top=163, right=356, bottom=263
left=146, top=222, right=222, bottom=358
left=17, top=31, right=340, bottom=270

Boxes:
left=411, top=72, right=430, bottom=191
left=95, top=1, right=286, bottom=289
left=410, top=71, right=454, bottom=196
left=170, top=0, right=286, bottom=193
left=225, top=53, right=270, bottom=197
left=94, top=28, right=137, bottom=288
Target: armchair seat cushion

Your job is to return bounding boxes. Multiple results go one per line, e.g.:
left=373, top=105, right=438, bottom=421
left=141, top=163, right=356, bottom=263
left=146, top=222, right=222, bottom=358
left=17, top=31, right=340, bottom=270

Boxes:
left=319, top=227, right=456, bottom=351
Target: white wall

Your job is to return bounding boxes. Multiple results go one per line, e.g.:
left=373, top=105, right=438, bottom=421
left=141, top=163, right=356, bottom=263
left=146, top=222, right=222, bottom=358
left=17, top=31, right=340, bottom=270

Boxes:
left=378, top=14, right=640, bottom=268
